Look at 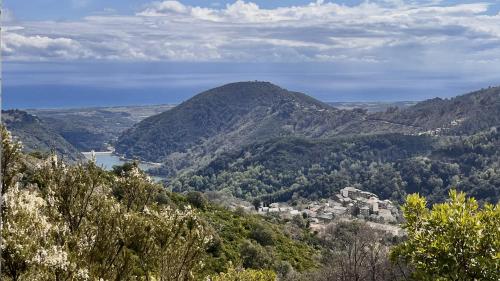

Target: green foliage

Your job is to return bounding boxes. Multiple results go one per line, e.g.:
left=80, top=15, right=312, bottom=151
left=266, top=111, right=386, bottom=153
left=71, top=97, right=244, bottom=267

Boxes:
left=241, top=241, right=273, bottom=269
left=173, top=133, right=431, bottom=202
left=209, top=266, right=277, bottom=281
left=249, top=223, right=276, bottom=246
left=1, top=129, right=320, bottom=280
left=187, top=191, right=208, bottom=210
left=174, top=129, right=499, bottom=204
left=115, top=81, right=361, bottom=167
left=198, top=205, right=318, bottom=276
left=1, top=132, right=212, bottom=281
left=1, top=126, right=23, bottom=193
left=372, top=86, right=500, bottom=135
left=2, top=110, right=83, bottom=162
left=391, top=190, right=500, bottom=280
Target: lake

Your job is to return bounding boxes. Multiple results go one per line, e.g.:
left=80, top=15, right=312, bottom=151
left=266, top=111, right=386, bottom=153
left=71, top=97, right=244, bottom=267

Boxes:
left=82, top=152, right=164, bottom=182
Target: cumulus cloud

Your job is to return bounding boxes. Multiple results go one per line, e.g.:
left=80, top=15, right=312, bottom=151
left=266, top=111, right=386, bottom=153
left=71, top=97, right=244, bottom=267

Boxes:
left=2, top=0, right=500, bottom=70
left=2, top=33, right=93, bottom=61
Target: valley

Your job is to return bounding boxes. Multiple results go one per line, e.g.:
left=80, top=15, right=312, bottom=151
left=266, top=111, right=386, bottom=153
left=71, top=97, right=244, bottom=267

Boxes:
left=5, top=1, right=499, bottom=279
left=2, top=81, right=499, bottom=281
left=5, top=82, right=499, bottom=207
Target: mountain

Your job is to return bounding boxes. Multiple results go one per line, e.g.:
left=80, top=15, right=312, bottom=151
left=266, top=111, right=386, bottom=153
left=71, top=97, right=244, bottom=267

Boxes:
left=369, top=86, right=500, bottom=135
left=2, top=110, right=84, bottom=162
left=116, top=82, right=500, bottom=178
left=167, top=86, right=500, bottom=203
left=116, top=81, right=384, bottom=173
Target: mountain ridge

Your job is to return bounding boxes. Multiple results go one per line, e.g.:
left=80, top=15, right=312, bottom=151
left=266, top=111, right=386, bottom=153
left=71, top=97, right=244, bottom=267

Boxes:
left=369, top=86, right=500, bottom=135
left=2, top=110, right=84, bottom=162
left=116, top=82, right=500, bottom=177
left=115, top=81, right=365, bottom=166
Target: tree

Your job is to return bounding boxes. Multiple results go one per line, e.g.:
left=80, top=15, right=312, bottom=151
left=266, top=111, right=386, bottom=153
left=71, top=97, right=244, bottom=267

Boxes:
left=1, top=130, right=212, bottom=280
left=2, top=186, right=69, bottom=281
left=1, top=126, right=23, bottom=193
left=187, top=191, right=208, bottom=210
left=250, top=223, right=276, bottom=246
left=209, top=266, right=276, bottom=281
left=112, top=164, right=161, bottom=212
left=391, top=190, right=500, bottom=281
left=310, top=221, right=407, bottom=281
left=252, top=198, right=261, bottom=210
left=240, top=241, right=273, bottom=270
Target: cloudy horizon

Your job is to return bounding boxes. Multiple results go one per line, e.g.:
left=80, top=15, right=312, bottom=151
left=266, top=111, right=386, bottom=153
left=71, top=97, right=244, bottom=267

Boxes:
left=3, top=0, right=500, bottom=108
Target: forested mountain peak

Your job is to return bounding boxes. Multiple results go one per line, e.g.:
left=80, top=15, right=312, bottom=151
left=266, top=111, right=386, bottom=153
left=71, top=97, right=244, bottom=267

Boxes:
left=116, top=83, right=500, bottom=178
left=115, top=81, right=354, bottom=165
left=188, top=81, right=331, bottom=109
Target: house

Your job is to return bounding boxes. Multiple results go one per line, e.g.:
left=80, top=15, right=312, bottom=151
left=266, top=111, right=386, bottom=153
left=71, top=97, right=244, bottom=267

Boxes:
left=269, top=207, right=280, bottom=213
left=367, top=197, right=379, bottom=214
left=359, top=206, right=370, bottom=217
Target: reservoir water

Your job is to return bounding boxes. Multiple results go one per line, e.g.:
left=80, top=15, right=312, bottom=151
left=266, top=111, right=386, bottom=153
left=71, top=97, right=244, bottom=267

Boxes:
left=82, top=152, right=164, bottom=181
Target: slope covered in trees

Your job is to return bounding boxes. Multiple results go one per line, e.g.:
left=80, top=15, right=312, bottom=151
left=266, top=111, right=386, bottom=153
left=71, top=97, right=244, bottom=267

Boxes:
left=172, top=129, right=499, bottom=204
left=116, top=83, right=500, bottom=181
left=2, top=110, right=83, bottom=162
left=28, top=105, right=174, bottom=151
left=115, top=81, right=413, bottom=175
left=370, top=86, right=500, bottom=135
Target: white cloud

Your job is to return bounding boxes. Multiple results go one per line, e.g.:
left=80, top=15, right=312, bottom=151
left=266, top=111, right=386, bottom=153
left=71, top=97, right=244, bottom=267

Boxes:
left=2, top=33, right=93, bottom=61
left=2, top=0, right=500, bottom=72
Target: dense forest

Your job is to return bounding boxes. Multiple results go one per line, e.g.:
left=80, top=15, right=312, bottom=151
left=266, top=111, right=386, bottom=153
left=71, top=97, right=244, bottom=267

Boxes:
left=172, top=128, right=499, bottom=205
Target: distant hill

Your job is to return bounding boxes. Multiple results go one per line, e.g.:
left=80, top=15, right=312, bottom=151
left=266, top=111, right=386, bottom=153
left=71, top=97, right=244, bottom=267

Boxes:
left=116, top=82, right=500, bottom=177
left=116, top=82, right=378, bottom=171
left=26, top=102, right=412, bottom=153
left=28, top=104, right=174, bottom=151
left=166, top=85, right=500, bottom=203
left=2, top=110, right=83, bottom=162
left=369, top=86, right=500, bottom=135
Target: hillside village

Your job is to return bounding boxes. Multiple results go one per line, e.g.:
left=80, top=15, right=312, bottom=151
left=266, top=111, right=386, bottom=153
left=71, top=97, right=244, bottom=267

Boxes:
left=250, top=186, right=403, bottom=235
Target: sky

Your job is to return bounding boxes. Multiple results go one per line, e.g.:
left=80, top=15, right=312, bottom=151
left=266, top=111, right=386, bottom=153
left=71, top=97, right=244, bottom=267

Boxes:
left=3, top=0, right=500, bottom=108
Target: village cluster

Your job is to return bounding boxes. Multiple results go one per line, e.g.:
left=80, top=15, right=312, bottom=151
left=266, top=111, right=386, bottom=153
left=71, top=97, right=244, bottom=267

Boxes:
left=257, top=186, right=400, bottom=225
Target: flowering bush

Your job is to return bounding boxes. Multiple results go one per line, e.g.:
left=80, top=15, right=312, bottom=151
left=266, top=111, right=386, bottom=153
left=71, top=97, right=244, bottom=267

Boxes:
left=1, top=127, right=212, bottom=280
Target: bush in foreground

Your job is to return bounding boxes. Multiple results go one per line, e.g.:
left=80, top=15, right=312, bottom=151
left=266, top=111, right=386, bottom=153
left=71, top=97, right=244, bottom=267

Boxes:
left=391, top=190, right=500, bottom=281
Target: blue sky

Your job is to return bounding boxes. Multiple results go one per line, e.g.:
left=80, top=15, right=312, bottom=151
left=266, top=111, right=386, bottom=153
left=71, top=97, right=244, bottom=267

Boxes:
left=5, top=1, right=374, bottom=20
left=6, top=1, right=500, bottom=20
left=3, top=1, right=500, bottom=108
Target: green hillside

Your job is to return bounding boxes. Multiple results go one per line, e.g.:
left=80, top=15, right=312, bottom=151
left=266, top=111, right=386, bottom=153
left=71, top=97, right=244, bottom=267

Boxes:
left=172, top=129, right=499, bottom=204
left=370, top=86, right=500, bottom=135
left=115, top=81, right=356, bottom=162
left=2, top=110, right=84, bottom=162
